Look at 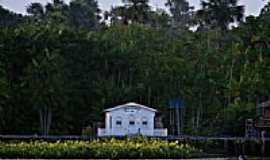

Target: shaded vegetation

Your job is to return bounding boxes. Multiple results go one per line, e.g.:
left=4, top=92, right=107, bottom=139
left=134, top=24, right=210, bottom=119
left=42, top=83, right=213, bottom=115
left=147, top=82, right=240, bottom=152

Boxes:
left=0, top=0, right=269, bottom=136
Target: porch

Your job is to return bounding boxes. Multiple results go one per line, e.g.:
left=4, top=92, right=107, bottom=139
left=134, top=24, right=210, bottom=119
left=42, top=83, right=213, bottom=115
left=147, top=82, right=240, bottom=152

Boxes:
left=97, top=128, right=168, bottom=137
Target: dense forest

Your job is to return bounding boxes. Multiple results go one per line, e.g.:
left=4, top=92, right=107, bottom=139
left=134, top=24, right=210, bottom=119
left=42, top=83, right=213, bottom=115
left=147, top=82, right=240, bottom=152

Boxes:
left=0, top=0, right=269, bottom=136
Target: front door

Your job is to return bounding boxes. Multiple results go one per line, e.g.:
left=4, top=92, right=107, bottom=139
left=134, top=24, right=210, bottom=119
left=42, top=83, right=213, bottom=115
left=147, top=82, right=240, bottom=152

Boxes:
left=128, top=115, right=139, bottom=135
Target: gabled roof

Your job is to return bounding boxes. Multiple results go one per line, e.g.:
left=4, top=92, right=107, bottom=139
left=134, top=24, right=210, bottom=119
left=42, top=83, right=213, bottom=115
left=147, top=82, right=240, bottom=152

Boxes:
left=104, top=102, right=157, bottom=112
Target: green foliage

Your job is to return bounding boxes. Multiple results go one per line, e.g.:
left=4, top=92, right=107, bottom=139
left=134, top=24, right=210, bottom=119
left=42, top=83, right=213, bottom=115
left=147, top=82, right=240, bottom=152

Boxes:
left=26, top=0, right=101, bottom=30
left=82, top=126, right=95, bottom=136
left=197, top=0, right=244, bottom=31
left=166, top=0, right=194, bottom=30
left=0, top=6, right=24, bottom=27
left=0, top=1, right=270, bottom=137
left=222, top=102, right=256, bottom=136
left=207, top=102, right=256, bottom=136
left=69, top=0, right=101, bottom=30
left=0, top=138, right=201, bottom=158
left=108, top=0, right=151, bottom=25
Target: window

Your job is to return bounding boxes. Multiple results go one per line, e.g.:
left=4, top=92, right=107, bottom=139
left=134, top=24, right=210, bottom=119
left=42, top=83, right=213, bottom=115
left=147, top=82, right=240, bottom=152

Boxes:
left=115, top=116, right=122, bottom=127
left=116, top=121, right=122, bottom=125
left=129, top=121, right=135, bottom=125
left=142, top=121, right=148, bottom=125
left=142, top=117, right=148, bottom=126
left=129, top=115, right=135, bottom=126
left=125, top=107, right=137, bottom=113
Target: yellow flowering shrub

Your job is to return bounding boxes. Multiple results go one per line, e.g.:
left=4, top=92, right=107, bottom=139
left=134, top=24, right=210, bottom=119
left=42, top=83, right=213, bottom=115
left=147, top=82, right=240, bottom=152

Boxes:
left=0, top=137, right=202, bottom=158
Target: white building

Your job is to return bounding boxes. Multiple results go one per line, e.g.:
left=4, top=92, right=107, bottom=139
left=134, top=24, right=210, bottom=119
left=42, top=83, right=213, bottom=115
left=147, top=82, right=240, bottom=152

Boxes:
left=97, top=102, right=167, bottom=137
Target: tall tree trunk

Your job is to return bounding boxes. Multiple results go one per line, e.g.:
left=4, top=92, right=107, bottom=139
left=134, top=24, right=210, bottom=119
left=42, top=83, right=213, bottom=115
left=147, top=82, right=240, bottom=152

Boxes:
left=196, top=105, right=201, bottom=133
left=46, top=107, right=52, bottom=136
left=39, top=105, right=52, bottom=136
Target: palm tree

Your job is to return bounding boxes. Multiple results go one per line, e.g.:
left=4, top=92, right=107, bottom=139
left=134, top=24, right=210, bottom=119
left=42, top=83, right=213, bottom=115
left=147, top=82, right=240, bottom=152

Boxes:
left=197, top=0, right=244, bottom=31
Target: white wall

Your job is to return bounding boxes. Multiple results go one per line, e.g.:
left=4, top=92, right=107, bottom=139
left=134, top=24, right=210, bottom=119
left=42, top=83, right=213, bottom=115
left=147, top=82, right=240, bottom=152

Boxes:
left=105, top=106, right=155, bottom=136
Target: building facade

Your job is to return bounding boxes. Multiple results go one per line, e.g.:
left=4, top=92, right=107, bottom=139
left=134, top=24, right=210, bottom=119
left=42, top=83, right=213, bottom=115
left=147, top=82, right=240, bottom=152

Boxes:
left=97, top=102, right=167, bottom=137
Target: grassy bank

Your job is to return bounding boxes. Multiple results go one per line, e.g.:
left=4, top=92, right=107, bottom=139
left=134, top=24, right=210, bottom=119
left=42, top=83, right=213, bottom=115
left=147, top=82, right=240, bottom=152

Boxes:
left=0, top=138, right=202, bottom=158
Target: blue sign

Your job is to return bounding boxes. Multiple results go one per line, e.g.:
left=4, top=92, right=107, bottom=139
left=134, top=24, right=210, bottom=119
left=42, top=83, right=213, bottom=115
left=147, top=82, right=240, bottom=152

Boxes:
left=169, top=98, right=184, bottom=109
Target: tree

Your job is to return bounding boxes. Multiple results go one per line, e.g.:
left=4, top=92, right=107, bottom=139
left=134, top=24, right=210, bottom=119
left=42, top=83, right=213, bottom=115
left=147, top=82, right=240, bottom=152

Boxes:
left=69, top=0, right=101, bottom=30
left=0, top=61, right=9, bottom=131
left=148, top=9, right=170, bottom=29
left=260, top=1, right=270, bottom=17
left=1, top=1, right=270, bottom=137
left=27, top=0, right=101, bottom=31
left=27, top=47, right=65, bottom=135
left=107, top=0, right=151, bottom=25
left=27, top=3, right=45, bottom=19
left=166, top=0, right=194, bottom=29
left=0, top=5, right=24, bottom=27
left=27, top=0, right=69, bottom=27
left=196, top=0, right=244, bottom=31
left=45, top=0, right=70, bottom=26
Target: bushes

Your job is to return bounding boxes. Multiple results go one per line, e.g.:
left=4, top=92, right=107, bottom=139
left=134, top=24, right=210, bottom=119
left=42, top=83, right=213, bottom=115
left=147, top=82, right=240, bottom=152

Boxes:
left=0, top=138, right=202, bottom=158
